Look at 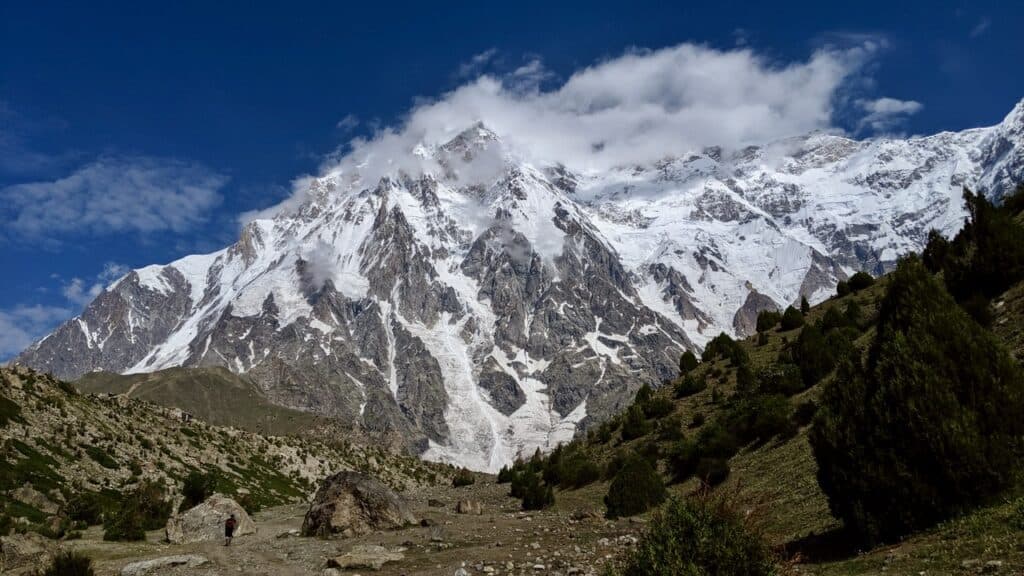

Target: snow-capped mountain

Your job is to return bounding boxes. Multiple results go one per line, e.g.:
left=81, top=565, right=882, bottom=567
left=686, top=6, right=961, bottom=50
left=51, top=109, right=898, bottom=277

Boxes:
left=17, top=99, right=1024, bottom=471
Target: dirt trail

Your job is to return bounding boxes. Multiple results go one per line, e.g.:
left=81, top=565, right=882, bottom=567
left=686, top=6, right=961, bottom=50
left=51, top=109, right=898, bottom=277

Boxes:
left=64, top=478, right=636, bottom=576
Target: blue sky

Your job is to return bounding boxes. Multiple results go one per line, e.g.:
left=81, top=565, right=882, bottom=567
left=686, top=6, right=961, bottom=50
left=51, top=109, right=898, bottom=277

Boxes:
left=1, top=0, right=1022, bottom=358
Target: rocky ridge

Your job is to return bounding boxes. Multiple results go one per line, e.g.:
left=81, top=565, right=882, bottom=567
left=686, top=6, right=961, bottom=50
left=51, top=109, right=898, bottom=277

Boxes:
left=16, top=100, right=1024, bottom=471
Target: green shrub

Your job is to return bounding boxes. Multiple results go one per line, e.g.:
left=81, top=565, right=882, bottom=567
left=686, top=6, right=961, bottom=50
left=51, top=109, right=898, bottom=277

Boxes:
left=656, top=415, right=685, bottom=441
left=103, top=482, right=171, bottom=541
left=723, top=394, right=796, bottom=446
left=791, top=325, right=837, bottom=387
left=756, top=363, right=803, bottom=396
left=674, top=374, right=706, bottom=398
left=1012, top=497, right=1024, bottom=531
left=810, top=257, right=1024, bottom=545
left=497, top=465, right=513, bottom=484
left=85, top=446, right=119, bottom=470
left=755, top=310, right=781, bottom=333
left=800, top=296, right=810, bottom=315
left=666, top=439, right=699, bottom=482
left=559, top=452, right=601, bottom=489
left=835, top=280, right=850, bottom=297
left=756, top=331, right=769, bottom=346
left=793, top=400, right=817, bottom=426
left=695, top=457, right=730, bottom=487
left=779, top=306, right=804, bottom=330
left=620, top=404, right=651, bottom=441
left=702, top=333, right=748, bottom=366
left=0, top=394, right=24, bottom=428
left=67, top=492, right=107, bottom=526
left=736, top=363, right=756, bottom=393
left=689, top=413, right=705, bottom=428
left=451, top=467, right=475, bottom=487
left=847, top=271, right=875, bottom=291
left=515, top=469, right=554, bottom=510
left=605, top=454, right=666, bottom=519
left=679, top=351, right=699, bottom=373
left=42, top=551, right=94, bottom=576
left=180, top=470, right=216, bottom=511
left=606, top=496, right=777, bottom=576
left=640, top=396, right=674, bottom=419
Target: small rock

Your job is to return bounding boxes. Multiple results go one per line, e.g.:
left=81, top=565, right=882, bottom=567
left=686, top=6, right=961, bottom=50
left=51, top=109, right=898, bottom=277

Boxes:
left=428, top=498, right=445, bottom=507
left=327, top=545, right=405, bottom=571
left=456, top=500, right=483, bottom=515
left=983, top=560, right=1004, bottom=573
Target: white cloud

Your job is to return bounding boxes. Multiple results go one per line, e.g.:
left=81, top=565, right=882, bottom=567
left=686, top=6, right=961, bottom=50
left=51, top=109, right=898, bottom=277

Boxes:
left=336, top=114, right=359, bottom=132
left=857, top=97, right=924, bottom=133
left=0, top=305, right=71, bottom=361
left=457, top=48, right=498, bottom=78
left=970, top=17, right=991, bottom=38
left=1, top=156, right=227, bottom=241
left=60, top=262, right=128, bottom=307
left=249, top=40, right=911, bottom=222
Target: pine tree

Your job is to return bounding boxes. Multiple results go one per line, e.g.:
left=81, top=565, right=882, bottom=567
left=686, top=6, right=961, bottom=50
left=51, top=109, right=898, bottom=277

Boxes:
left=800, top=296, right=810, bottom=315
left=810, top=256, right=1024, bottom=545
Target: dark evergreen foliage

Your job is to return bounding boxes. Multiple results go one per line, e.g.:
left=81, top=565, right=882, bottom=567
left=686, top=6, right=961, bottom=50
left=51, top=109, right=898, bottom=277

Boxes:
left=847, top=271, right=875, bottom=291
left=800, top=296, right=811, bottom=315
left=621, top=404, right=651, bottom=440
left=810, top=256, right=1024, bottom=545
left=674, top=374, right=707, bottom=398
left=755, top=310, right=782, bottom=333
left=780, top=306, right=805, bottom=330
left=451, top=467, right=476, bottom=487
left=103, top=482, right=172, bottom=541
left=605, top=455, right=666, bottom=518
left=679, top=350, right=699, bottom=373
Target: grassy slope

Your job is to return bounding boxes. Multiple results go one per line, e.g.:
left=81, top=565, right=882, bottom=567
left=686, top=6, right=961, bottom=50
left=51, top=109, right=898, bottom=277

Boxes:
left=550, top=277, right=1024, bottom=574
left=75, top=367, right=338, bottom=437
left=0, top=366, right=444, bottom=534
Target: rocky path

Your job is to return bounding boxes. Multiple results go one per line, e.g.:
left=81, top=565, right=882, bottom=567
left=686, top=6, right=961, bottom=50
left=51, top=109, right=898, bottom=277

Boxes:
left=63, top=478, right=639, bottom=576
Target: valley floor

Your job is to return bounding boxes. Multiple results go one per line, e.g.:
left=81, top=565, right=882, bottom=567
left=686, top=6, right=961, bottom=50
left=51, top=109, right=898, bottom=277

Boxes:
left=60, top=466, right=1024, bottom=576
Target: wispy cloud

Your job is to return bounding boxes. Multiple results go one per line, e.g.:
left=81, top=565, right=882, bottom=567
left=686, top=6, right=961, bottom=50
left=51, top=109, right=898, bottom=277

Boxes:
left=1, top=156, right=227, bottom=242
left=457, top=48, right=498, bottom=78
left=250, top=39, right=913, bottom=220
left=970, top=17, right=991, bottom=38
left=60, top=262, right=129, bottom=307
left=856, top=97, right=924, bottom=133
left=336, top=114, right=359, bottom=132
left=0, top=305, right=71, bottom=361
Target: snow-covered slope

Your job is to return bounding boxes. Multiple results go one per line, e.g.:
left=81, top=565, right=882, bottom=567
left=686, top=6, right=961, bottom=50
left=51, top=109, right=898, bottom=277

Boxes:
left=18, top=100, right=1024, bottom=471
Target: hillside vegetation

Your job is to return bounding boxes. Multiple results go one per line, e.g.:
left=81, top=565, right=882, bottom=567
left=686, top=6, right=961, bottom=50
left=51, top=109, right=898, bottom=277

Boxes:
left=0, top=366, right=442, bottom=540
left=500, top=185, right=1024, bottom=575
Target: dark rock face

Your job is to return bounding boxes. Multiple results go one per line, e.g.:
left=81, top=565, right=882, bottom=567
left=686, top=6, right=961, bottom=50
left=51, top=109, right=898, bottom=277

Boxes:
left=733, top=289, right=781, bottom=337
left=302, top=471, right=416, bottom=538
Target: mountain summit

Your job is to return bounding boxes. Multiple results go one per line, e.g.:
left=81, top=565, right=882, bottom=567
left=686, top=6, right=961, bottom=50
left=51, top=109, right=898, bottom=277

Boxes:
left=17, top=99, right=1024, bottom=471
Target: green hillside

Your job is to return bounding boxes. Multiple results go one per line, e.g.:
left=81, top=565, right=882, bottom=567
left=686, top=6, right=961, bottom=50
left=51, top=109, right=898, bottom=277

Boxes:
left=75, top=366, right=340, bottom=437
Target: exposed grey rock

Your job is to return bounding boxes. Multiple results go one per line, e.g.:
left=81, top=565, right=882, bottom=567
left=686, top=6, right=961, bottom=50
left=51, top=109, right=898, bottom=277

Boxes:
left=165, top=493, right=256, bottom=544
left=0, top=533, right=53, bottom=575
left=120, top=555, right=208, bottom=576
left=302, top=471, right=416, bottom=537
left=733, top=289, right=779, bottom=337
left=327, top=545, right=405, bottom=570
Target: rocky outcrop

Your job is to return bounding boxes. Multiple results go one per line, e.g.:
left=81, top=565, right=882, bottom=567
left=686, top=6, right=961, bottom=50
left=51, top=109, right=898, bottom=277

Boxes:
left=0, top=533, right=53, bottom=575
left=166, top=494, right=256, bottom=544
left=327, top=545, right=406, bottom=570
left=302, top=471, right=416, bottom=538
left=120, top=555, right=209, bottom=576
left=733, top=289, right=780, bottom=337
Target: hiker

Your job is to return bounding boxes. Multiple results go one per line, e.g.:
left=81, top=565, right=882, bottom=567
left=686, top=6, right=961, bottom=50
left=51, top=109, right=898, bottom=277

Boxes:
left=224, top=513, right=237, bottom=546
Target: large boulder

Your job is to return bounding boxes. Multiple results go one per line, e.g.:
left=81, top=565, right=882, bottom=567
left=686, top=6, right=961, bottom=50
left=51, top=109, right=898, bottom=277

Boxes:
left=0, top=533, right=54, bottom=575
left=302, top=471, right=416, bottom=537
left=165, top=494, right=255, bottom=544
